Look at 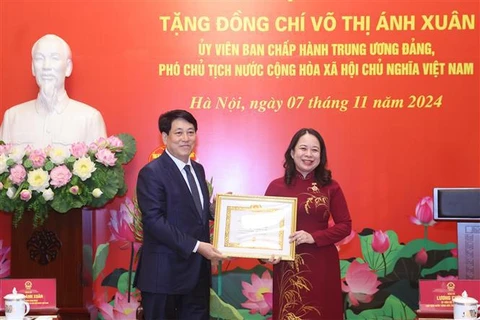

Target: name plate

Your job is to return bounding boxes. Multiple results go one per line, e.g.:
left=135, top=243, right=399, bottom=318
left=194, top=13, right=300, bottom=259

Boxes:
left=0, top=278, right=56, bottom=310
left=419, top=279, right=480, bottom=312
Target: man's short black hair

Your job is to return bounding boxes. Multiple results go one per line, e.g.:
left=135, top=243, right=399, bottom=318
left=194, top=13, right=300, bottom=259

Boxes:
left=158, top=109, right=198, bottom=134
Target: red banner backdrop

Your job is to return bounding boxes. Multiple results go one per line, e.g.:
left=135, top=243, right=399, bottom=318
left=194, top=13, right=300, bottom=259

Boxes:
left=1, top=0, right=479, bottom=318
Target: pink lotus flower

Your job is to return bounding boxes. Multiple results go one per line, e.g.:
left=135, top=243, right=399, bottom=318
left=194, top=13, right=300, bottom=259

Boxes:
left=95, top=137, right=109, bottom=149
left=372, top=230, right=390, bottom=254
left=342, top=260, right=381, bottom=306
left=108, top=198, right=140, bottom=250
left=24, top=145, right=33, bottom=155
left=0, top=240, right=11, bottom=278
left=262, top=292, right=273, bottom=320
left=415, top=248, right=428, bottom=265
left=262, top=292, right=273, bottom=310
left=410, top=196, right=435, bottom=226
left=50, top=165, right=73, bottom=188
left=69, top=185, right=79, bottom=195
left=20, top=190, right=32, bottom=201
left=0, top=144, right=12, bottom=155
left=89, top=142, right=99, bottom=153
left=97, top=291, right=139, bottom=320
left=28, top=149, right=47, bottom=168
left=96, top=149, right=117, bottom=166
left=70, top=142, right=89, bottom=158
left=240, top=270, right=273, bottom=315
left=107, top=136, right=124, bottom=148
left=8, top=164, right=27, bottom=185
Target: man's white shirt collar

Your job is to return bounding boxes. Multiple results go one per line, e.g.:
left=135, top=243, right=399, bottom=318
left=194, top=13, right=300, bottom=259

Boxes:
left=165, top=148, right=192, bottom=171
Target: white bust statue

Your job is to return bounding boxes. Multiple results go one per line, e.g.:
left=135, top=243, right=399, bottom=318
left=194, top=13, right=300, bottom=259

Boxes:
left=0, top=34, right=107, bottom=149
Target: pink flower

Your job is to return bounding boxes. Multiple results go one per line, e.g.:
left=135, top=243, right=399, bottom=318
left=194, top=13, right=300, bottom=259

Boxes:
left=70, top=142, right=89, bottom=158
left=342, top=260, right=381, bottom=306
left=450, top=248, right=458, bottom=257
left=50, top=165, right=73, bottom=188
left=89, top=142, right=99, bottom=153
left=0, top=240, right=11, bottom=278
left=0, top=182, right=3, bottom=190
left=28, top=149, right=47, bottom=168
left=415, top=248, right=428, bottom=265
left=95, top=149, right=117, bottom=166
left=95, top=137, right=109, bottom=149
left=0, top=144, right=12, bottom=155
left=97, top=291, right=139, bottom=320
left=20, top=190, right=32, bottom=201
left=372, top=230, right=390, bottom=254
left=107, top=136, right=124, bottom=149
left=24, top=145, right=33, bottom=155
left=240, top=270, right=272, bottom=315
left=410, top=196, right=435, bottom=226
left=8, top=164, right=27, bottom=185
left=108, top=198, right=137, bottom=245
left=70, top=186, right=79, bottom=195
left=262, top=292, right=273, bottom=310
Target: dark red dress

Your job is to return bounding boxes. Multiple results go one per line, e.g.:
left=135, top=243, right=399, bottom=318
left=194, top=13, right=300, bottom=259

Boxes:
left=265, top=173, right=352, bottom=320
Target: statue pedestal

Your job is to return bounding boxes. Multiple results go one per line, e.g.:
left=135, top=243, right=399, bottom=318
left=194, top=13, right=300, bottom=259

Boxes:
left=10, top=209, right=94, bottom=320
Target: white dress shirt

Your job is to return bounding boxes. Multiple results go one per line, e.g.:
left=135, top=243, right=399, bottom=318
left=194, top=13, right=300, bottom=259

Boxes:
left=165, top=149, right=204, bottom=253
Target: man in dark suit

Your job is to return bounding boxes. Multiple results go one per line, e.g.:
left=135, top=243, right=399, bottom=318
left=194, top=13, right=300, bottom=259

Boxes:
left=134, top=109, right=224, bottom=319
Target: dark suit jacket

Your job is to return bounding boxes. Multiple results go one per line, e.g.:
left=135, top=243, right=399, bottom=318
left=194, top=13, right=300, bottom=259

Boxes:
left=134, top=152, right=212, bottom=294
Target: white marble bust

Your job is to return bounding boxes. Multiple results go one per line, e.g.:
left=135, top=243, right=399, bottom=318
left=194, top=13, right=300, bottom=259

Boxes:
left=0, top=34, right=107, bottom=149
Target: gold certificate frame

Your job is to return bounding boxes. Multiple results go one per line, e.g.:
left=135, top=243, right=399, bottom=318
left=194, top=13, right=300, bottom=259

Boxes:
left=213, top=194, right=297, bottom=261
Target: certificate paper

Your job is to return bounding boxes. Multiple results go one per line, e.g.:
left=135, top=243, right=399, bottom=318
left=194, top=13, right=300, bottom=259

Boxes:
left=213, top=194, right=297, bottom=260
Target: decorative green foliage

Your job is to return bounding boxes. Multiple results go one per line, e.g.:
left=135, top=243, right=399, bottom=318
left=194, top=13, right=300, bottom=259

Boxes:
left=345, top=295, right=417, bottom=319
left=210, top=288, right=244, bottom=320
left=118, top=270, right=136, bottom=294
left=343, top=228, right=458, bottom=319
left=93, top=243, right=109, bottom=281
left=359, top=229, right=404, bottom=276
left=420, top=257, right=458, bottom=277
left=0, top=133, right=136, bottom=227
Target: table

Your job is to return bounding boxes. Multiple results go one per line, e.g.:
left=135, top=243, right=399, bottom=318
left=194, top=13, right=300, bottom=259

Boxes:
left=0, top=309, right=60, bottom=320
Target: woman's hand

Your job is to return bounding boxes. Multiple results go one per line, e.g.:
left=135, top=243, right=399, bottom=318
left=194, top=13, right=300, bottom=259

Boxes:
left=261, top=255, right=282, bottom=265
left=290, top=230, right=314, bottom=245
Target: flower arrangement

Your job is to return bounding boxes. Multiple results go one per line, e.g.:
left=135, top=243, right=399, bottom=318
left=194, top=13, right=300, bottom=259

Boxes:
left=0, top=133, right=136, bottom=227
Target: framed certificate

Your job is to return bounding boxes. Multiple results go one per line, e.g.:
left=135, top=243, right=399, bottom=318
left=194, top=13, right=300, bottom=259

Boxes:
left=213, top=194, right=297, bottom=261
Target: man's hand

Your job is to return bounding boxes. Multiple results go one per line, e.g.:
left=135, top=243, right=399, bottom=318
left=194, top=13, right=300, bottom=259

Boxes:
left=197, top=241, right=225, bottom=262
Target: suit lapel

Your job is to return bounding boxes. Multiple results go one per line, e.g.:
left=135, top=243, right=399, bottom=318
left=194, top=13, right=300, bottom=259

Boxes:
left=162, top=154, right=205, bottom=220
left=191, top=161, right=209, bottom=221
left=191, top=161, right=208, bottom=203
